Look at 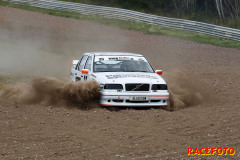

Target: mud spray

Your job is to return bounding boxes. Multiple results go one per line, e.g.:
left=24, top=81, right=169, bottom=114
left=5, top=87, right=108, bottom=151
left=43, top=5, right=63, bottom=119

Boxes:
left=0, top=77, right=100, bottom=109
left=164, top=69, right=213, bottom=111
left=0, top=70, right=213, bottom=111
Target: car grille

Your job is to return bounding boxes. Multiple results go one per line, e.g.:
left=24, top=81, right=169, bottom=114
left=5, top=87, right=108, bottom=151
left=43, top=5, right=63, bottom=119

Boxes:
left=125, top=84, right=149, bottom=91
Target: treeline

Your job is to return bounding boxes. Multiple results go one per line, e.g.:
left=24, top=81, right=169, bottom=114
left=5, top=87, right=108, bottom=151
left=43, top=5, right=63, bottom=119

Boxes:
left=64, top=0, right=240, bottom=28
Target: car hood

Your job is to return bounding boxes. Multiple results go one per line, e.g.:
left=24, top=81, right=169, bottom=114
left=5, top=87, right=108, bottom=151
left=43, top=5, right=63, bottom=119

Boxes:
left=93, top=72, right=166, bottom=84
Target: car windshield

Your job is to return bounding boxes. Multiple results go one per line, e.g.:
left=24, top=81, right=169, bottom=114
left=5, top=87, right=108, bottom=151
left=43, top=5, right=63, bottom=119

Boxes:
left=93, top=56, right=154, bottom=73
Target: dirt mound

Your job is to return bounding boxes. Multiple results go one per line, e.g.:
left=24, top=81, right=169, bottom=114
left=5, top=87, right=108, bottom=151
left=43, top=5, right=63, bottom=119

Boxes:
left=0, top=77, right=100, bottom=109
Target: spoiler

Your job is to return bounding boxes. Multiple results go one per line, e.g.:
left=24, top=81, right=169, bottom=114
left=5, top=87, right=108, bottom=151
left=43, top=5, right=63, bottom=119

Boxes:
left=72, top=60, right=79, bottom=65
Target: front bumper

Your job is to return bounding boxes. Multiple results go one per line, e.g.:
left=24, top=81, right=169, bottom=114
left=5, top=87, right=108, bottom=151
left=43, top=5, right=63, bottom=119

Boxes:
left=100, top=91, right=169, bottom=107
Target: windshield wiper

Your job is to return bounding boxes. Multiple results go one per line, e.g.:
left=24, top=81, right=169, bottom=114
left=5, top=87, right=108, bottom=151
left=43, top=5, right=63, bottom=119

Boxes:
left=95, top=71, right=117, bottom=72
left=125, top=71, right=148, bottom=72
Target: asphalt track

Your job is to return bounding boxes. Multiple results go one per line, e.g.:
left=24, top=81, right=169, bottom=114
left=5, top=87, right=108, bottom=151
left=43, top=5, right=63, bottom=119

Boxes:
left=0, top=6, right=240, bottom=159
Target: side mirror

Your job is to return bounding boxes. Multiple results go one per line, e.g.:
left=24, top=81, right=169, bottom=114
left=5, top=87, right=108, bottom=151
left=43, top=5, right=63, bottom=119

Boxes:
left=155, top=70, right=163, bottom=75
left=72, top=60, right=79, bottom=65
left=81, top=69, right=90, bottom=75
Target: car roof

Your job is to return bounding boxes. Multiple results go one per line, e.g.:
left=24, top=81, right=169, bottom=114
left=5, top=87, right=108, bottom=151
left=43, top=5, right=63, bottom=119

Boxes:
left=85, top=52, right=143, bottom=57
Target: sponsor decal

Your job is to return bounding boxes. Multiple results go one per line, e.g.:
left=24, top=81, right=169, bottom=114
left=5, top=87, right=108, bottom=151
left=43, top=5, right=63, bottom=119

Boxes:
left=95, top=56, right=148, bottom=62
left=99, top=58, right=104, bottom=61
left=106, top=74, right=158, bottom=79
left=188, top=148, right=235, bottom=156
left=108, top=57, right=119, bottom=60
left=108, top=57, right=130, bottom=60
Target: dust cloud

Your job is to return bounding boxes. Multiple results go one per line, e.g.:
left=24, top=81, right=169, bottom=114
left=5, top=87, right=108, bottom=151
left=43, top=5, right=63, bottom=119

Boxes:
left=0, top=77, right=100, bottom=109
left=164, top=69, right=213, bottom=111
left=0, top=27, right=73, bottom=78
left=0, top=6, right=126, bottom=109
left=0, top=7, right=130, bottom=79
left=0, top=72, right=211, bottom=110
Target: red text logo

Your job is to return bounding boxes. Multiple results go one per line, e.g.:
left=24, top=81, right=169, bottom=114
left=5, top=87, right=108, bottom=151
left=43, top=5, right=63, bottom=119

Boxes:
left=188, top=148, right=235, bottom=155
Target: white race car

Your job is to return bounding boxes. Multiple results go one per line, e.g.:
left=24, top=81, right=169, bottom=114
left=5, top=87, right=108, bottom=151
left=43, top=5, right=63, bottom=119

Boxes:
left=71, top=52, right=169, bottom=107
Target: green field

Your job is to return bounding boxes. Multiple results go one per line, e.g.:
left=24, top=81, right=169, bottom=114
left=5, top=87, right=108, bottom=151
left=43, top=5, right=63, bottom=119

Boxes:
left=1, top=1, right=240, bottom=49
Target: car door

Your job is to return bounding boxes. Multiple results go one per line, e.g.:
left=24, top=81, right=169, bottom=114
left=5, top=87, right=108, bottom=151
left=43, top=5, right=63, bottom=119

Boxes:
left=83, top=55, right=93, bottom=81
left=75, top=55, right=88, bottom=82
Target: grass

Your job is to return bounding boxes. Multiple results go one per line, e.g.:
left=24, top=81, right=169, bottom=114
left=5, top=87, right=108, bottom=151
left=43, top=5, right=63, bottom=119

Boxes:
left=0, top=1, right=240, bottom=49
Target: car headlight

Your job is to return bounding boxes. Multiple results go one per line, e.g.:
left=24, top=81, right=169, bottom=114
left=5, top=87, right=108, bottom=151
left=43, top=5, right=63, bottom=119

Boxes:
left=151, top=84, right=168, bottom=90
left=104, top=84, right=123, bottom=90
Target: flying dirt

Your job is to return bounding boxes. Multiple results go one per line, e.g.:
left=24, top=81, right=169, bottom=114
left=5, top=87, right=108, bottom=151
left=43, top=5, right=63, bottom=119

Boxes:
left=0, top=77, right=100, bottom=109
left=0, top=70, right=210, bottom=111
left=164, top=69, right=215, bottom=110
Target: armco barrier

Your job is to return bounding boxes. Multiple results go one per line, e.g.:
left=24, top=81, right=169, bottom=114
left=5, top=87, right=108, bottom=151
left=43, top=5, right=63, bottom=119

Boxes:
left=2, top=0, right=240, bottom=41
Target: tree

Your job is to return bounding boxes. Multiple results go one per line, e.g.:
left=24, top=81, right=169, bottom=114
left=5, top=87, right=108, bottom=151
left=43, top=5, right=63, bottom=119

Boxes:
left=172, top=0, right=197, bottom=16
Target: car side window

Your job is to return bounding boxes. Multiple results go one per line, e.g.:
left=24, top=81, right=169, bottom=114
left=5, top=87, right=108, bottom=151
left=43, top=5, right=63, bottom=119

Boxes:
left=75, top=61, right=81, bottom=70
left=78, top=55, right=88, bottom=71
left=85, top=56, right=93, bottom=71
